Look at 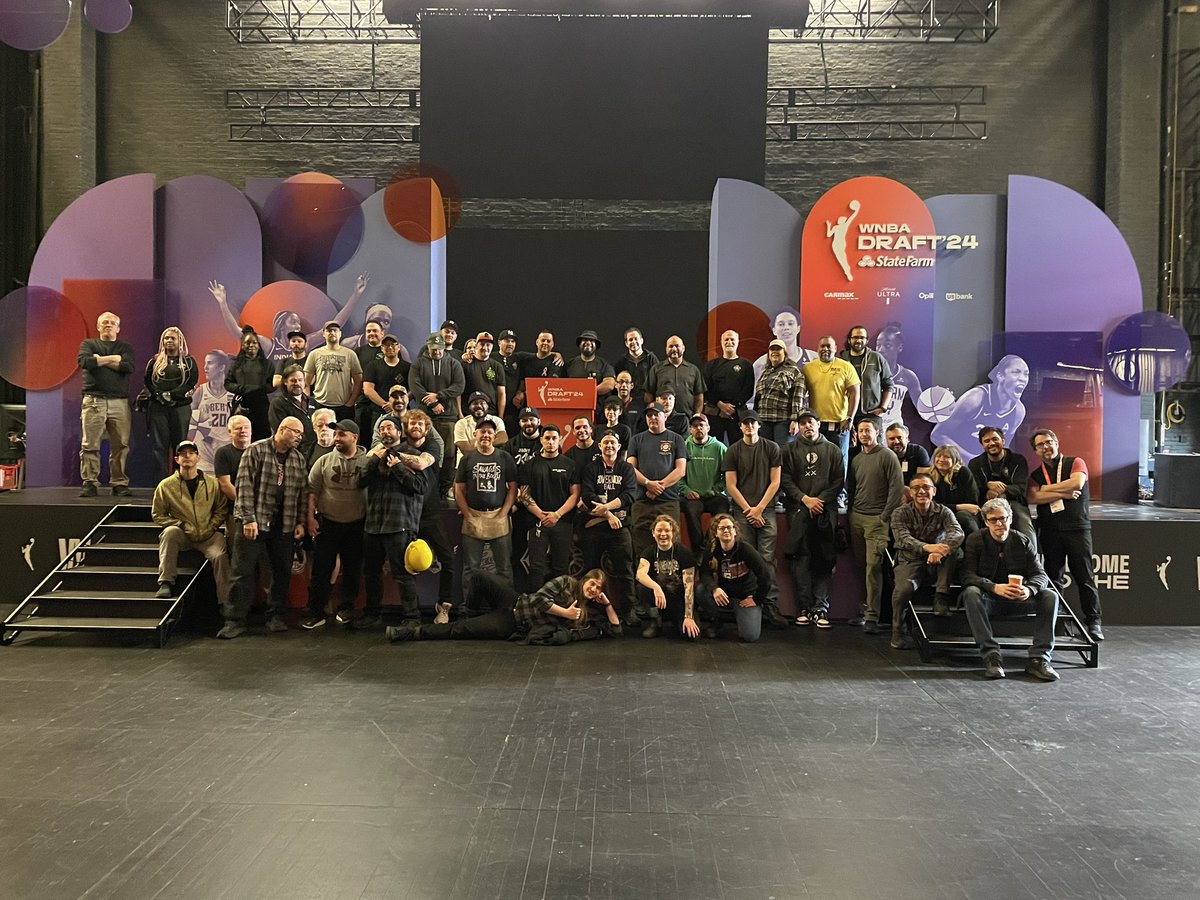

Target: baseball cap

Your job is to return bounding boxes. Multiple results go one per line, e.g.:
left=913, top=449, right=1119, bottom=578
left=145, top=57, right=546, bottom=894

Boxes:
left=645, top=403, right=666, bottom=415
left=796, top=408, right=818, bottom=422
left=286, top=330, right=306, bottom=341
left=439, top=319, right=458, bottom=332
left=473, top=419, right=497, bottom=431
left=175, top=439, right=199, bottom=454
left=768, top=339, right=787, bottom=351
left=475, top=331, right=494, bottom=343
left=739, top=409, right=760, bottom=423
left=381, top=334, right=399, bottom=345
left=323, top=320, right=341, bottom=331
left=498, top=329, right=517, bottom=341
left=388, top=384, right=408, bottom=397
left=519, top=407, right=540, bottom=419
left=690, top=413, right=708, bottom=425
left=426, top=333, right=445, bottom=349
left=334, top=419, right=360, bottom=436
left=656, top=386, right=676, bottom=397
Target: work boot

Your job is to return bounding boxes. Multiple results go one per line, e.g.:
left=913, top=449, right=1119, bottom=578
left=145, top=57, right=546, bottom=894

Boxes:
left=983, top=651, right=1006, bottom=680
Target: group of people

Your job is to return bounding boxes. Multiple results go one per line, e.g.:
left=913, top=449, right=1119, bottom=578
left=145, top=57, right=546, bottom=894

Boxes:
left=78, top=311, right=1102, bottom=678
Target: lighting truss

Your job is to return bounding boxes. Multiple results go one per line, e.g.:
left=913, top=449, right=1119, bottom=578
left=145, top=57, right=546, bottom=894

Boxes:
left=226, top=1, right=419, bottom=43
left=229, top=122, right=419, bottom=141
left=225, top=88, right=420, bottom=110
left=771, top=0, right=1000, bottom=43
left=767, top=120, right=986, bottom=141
left=766, top=84, right=986, bottom=141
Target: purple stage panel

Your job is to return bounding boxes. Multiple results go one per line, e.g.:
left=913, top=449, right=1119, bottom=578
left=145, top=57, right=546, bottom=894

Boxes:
left=707, top=178, right=803, bottom=315
left=26, top=175, right=156, bottom=489
left=159, top=175, right=263, bottom=367
left=327, top=186, right=445, bottom=361
left=1004, top=175, right=1142, bottom=501
left=0, top=0, right=71, bottom=51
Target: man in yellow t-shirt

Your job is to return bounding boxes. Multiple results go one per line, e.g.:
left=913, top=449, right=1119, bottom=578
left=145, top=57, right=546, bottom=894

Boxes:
left=802, top=335, right=861, bottom=466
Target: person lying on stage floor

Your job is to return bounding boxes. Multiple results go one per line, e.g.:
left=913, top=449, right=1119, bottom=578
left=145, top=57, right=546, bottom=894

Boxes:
left=960, top=497, right=1060, bottom=682
left=384, top=570, right=621, bottom=644
left=635, top=514, right=708, bottom=640
left=697, top=513, right=774, bottom=643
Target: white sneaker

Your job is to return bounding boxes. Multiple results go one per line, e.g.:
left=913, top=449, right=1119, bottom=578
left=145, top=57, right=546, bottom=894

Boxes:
left=433, top=602, right=452, bottom=625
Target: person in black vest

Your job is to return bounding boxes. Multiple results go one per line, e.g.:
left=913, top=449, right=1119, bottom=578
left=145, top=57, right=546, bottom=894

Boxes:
left=960, top=497, right=1060, bottom=681
left=1027, top=428, right=1103, bottom=641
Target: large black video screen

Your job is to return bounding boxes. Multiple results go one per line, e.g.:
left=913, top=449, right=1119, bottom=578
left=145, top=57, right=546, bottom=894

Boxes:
left=421, top=16, right=767, bottom=200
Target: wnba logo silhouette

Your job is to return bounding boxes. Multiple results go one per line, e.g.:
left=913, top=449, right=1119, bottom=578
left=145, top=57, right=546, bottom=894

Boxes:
left=537, top=382, right=548, bottom=406
left=826, top=200, right=861, bottom=281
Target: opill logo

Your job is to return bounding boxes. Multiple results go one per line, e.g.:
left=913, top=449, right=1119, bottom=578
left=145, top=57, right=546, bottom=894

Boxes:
left=1157, top=555, right=1171, bottom=590
left=918, top=292, right=935, bottom=300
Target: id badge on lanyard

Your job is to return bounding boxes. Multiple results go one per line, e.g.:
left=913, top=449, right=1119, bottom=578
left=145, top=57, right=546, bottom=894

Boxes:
left=1042, top=458, right=1065, bottom=514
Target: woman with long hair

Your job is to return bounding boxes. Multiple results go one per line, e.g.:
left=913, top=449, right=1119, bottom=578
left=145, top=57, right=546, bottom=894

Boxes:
left=930, top=444, right=982, bottom=534
left=635, top=514, right=703, bottom=639
left=696, top=512, right=774, bottom=642
left=224, top=326, right=274, bottom=439
left=386, top=568, right=621, bottom=643
left=143, top=326, right=198, bottom=478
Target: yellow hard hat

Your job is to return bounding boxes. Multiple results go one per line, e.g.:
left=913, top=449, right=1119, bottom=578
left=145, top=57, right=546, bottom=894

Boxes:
left=404, top=538, right=434, bottom=574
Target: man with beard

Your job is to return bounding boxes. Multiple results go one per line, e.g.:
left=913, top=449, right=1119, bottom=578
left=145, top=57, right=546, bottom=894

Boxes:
left=507, top=407, right=544, bottom=589
left=578, top=430, right=637, bottom=617
left=517, top=425, right=580, bottom=588
left=463, top=331, right=507, bottom=418
left=496, top=329, right=524, bottom=434
left=613, top=371, right=644, bottom=431
left=933, top=355, right=1030, bottom=461
left=304, top=321, right=363, bottom=422
left=839, top=325, right=894, bottom=428
left=371, top=385, right=409, bottom=447
left=1027, top=427, right=1103, bottom=642
left=302, top=420, right=369, bottom=630
left=453, top=392, right=508, bottom=467
left=152, top=439, right=231, bottom=603
left=271, top=330, right=308, bottom=390
left=456, top=418, right=518, bottom=614
left=647, top=335, right=705, bottom=416
left=780, top=410, right=843, bottom=629
left=803, top=335, right=861, bottom=469
left=704, top=329, right=755, bottom=448
left=968, top=425, right=1034, bottom=543
left=888, top=473, right=964, bottom=646
left=359, top=416, right=430, bottom=629
left=615, top=327, right=659, bottom=403
left=409, top=332, right=466, bottom=500
left=679, top=414, right=729, bottom=552
left=636, top=387, right=689, bottom=436
left=351, top=320, right=386, bottom=434
left=220, top=416, right=309, bottom=638
left=269, top=365, right=316, bottom=457
left=515, top=331, right=565, bottom=409
left=885, top=423, right=931, bottom=488
left=361, top=334, right=410, bottom=437
left=565, top=329, right=616, bottom=414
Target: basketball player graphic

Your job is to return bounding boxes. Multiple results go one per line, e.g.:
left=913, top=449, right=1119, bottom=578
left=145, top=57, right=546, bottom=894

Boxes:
left=826, top=200, right=861, bottom=282
left=189, top=350, right=233, bottom=473
left=930, top=355, right=1029, bottom=461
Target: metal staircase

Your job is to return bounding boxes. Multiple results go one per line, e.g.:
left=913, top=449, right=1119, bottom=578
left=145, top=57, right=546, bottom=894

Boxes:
left=1, top=505, right=208, bottom=647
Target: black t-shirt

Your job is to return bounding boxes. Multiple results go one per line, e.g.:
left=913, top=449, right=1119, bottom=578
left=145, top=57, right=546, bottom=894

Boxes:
left=214, top=443, right=246, bottom=483
left=456, top=448, right=517, bottom=511
left=183, top=474, right=200, bottom=498
left=564, top=355, right=615, bottom=384
left=519, top=453, right=578, bottom=519
left=463, top=357, right=507, bottom=410
left=275, top=354, right=307, bottom=382
left=565, top=441, right=602, bottom=475
left=518, top=353, right=564, bottom=383
left=640, top=542, right=695, bottom=594
left=363, top=357, right=410, bottom=400
left=704, top=356, right=755, bottom=407
left=507, top=431, right=544, bottom=469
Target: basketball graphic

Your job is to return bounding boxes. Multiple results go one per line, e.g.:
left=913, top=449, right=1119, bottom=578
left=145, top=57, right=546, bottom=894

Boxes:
left=916, top=386, right=957, bottom=423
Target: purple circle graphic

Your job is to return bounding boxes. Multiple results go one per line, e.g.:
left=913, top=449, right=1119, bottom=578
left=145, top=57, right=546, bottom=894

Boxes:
left=0, top=0, right=72, bottom=51
left=1104, top=311, right=1192, bottom=394
left=83, top=0, right=132, bottom=34
left=261, top=173, right=365, bottom=280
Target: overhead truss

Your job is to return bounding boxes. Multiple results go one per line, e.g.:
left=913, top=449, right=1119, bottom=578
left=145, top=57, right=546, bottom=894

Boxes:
left=227, top=0, right=999, bottom=43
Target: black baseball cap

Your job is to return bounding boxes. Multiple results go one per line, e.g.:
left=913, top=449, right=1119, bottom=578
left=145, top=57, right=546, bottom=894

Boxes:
left=334, top=419, right=360, bottom=436
left=519, top=407, right=540, bottom=419
left=498, top=329, right=517, bottom=341
left=286, top=330, right=306, bottom=341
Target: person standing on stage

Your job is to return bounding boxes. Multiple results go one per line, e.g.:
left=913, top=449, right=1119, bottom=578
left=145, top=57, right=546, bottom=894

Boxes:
left=144, top=326, right=198, bottom=480
left=1028, top=428, right=1103, bottom=642
left=455, top=418, right=518, bottom=613
left=351, top=320, right=386, bottom=435
left=839, top=325, right=894, bottom=428
left=722, top=411, right=788, bottom=628
left=679, top=413, right=729, bottom=552
left=305, top=321, right=363, bottom=422
left=410, top=332, right=466, bottom=501
left=225, top=326, right=274, bottom=439
left=302, top=420, right=369, bottom=630
left=78, top=311, right=136, bottom=497
left=885, top=423, right=931, bottom=488
left=846, top=416, right=904, bottom=633
left=463, top=331, right=507, bottom=424
left=615, top=327, right=659, bottom=404
left=220, top=416, right=309, bottom=639
left=517, top=425, right=580, bottom=589
left=753, top=339, right=806, bottom=447
left=271, top=330, right=308, bottom=390
left=646, top=335, right=705, bottom=416
left=565, top=330, right=617, bottom=413
left=578, top=430, right=637, bottom=618
left=968, top=425, right=1034, bottom=544
left=803, top=335, right=861, bottom=467
left=152, top=439, right=230, bottom=603
left=703, top=329, right=755, bottom=448
left=269, top=365, right=317, bottom=458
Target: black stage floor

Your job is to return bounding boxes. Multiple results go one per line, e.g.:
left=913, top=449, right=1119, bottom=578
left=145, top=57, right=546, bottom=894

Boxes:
left=0, top=623, right=1197, bottom=899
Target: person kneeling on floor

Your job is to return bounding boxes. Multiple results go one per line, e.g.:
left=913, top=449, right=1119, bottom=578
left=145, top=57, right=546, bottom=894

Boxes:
left=696, top=512, right=774, bottom=643
left=960, top=497, right=1059, bottom=682
left=385, top=569, right=621, bottom=644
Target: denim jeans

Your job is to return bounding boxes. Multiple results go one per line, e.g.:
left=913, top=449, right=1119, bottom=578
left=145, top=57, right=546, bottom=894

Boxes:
left=961, top=585, right=1058, bottom=662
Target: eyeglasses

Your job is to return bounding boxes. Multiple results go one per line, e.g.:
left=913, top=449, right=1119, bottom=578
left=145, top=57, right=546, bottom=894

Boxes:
left=1033, top=439, right=1056, bottom=450
left=281, top=426, right=305, bottom=435
left=911, top=485, right=934, bottom=492
left=985, top=516, right=1010, bottom=524
left=715, top=524, right=737, bottom=532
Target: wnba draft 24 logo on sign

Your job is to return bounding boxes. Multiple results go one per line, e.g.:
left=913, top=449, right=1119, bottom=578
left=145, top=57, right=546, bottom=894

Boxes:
left=822, top=197, right=979, bottom=281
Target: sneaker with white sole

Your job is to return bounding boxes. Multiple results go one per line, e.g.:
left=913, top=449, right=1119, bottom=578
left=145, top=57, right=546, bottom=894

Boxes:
left=794, top=610, right=811, bottom=626
left=434, top=602, right=452, bottom=625
left=814, top=611, right=832, bottom=629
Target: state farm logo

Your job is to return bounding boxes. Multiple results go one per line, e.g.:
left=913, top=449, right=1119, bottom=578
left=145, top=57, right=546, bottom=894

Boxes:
left=544, top=385, right=588, bottom=404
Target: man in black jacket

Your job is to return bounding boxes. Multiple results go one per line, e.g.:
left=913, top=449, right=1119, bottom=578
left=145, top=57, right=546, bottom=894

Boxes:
left=968, top=425, right=1034, bottom=544
left=960, top=497, right=1059, bottom=681
left=780, top=410, right=844, bottom=629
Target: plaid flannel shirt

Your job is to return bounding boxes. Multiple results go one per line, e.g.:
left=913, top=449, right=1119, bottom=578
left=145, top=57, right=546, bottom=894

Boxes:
left=233, top=437, right=310, bottom=533
left=754, top=361, right=804, bottom=423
